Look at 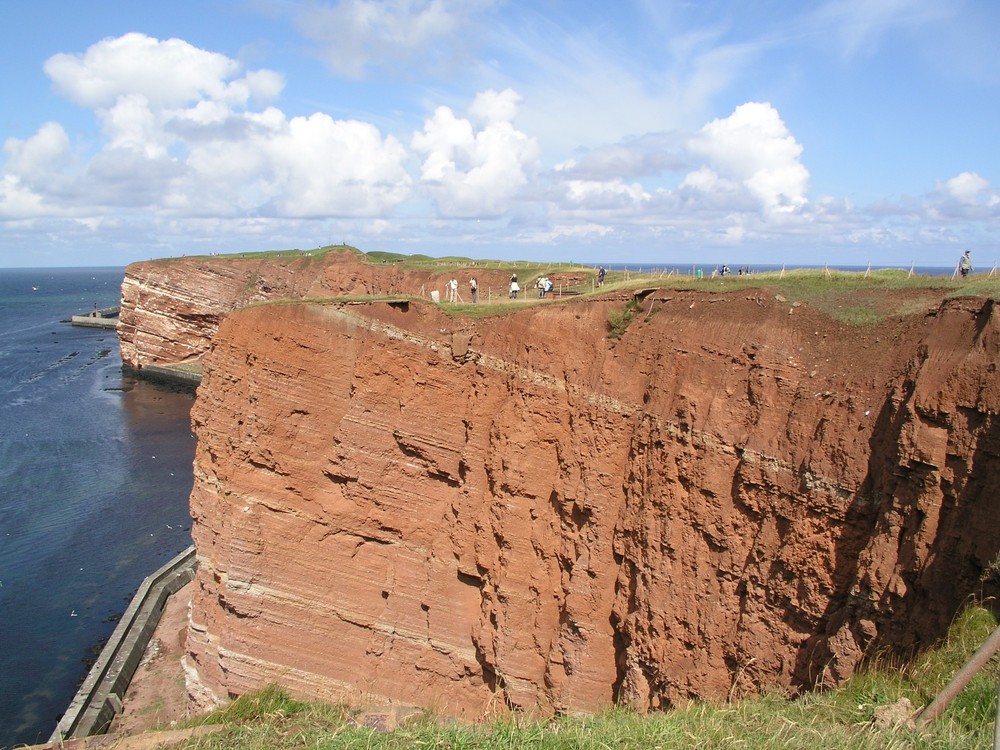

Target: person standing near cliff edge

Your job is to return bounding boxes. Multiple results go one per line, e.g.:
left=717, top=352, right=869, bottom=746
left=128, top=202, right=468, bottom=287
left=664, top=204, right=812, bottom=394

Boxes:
left=470, top=277, right=478, bottom=303
left=959, top=250, right=972, bottom=278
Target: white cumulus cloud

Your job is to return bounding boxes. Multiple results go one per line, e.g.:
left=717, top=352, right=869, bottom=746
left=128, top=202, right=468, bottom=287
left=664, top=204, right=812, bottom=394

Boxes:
left=263, top=114, right=412, bottom=217
left=2, top=33, right=412, bottom=222
left=0, top=175, right=45, bottom=218
left=43, top=32, right=275, bottom=110
left=165, top=110, right=412, bottom=218
left=686, top=102, right=810, bottom=214
left=3, top=122, right=71, bottom=182
left=469, top=88, right=522, bottom=125
left=943, top=172, right=991, bottom=204
left=412, top=90, right=539, bottom=218
left=926, top=171, right=1000, bottom=219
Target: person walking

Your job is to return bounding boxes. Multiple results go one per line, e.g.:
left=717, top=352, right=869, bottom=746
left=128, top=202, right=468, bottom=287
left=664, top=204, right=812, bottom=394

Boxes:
left=958, top=250, right=973, bottom=278
left=509, top=274, right=520, bottom=299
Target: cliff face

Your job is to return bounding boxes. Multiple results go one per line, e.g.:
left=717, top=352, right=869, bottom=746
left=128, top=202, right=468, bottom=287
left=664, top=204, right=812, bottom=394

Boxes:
left=181, top=288, right=1000, bottom=716
left=118, top=250, right=399, bottom=367
left=117, top=250, right=536, bottom=368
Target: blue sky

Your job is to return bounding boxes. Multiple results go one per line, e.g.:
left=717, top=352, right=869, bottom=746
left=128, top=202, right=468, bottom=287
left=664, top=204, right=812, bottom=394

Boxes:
left=1, top=0, right=999, bottom=269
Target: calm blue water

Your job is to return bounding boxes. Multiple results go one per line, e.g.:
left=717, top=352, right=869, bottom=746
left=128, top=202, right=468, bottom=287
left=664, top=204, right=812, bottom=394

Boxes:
left=0, top=268, right=196, bottom=748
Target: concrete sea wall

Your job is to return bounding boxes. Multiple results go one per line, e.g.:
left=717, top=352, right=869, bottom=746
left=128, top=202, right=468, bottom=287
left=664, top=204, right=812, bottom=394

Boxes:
left=50, top=546, right=196, bottom=742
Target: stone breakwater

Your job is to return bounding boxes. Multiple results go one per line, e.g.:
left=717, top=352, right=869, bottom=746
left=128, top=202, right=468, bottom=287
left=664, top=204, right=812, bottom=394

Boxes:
left=51, top=547, right=196, bottom=742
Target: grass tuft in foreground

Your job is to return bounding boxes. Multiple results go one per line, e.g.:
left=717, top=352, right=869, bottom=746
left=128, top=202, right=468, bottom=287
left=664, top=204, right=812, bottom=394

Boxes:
left=170, top=605, right=999, bottom=750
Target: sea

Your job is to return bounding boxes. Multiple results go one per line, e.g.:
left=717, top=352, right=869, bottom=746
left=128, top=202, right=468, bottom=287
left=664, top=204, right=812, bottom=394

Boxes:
left=0, top=268, right=196, bottom=748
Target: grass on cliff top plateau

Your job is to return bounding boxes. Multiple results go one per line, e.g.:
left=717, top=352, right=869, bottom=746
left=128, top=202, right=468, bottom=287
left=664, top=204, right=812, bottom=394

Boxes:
left=170, top=605, right=1000, bottom=750
left=599, top=266, right=1000, bottom=326
left=417, top=267, right=1000, bottom=327
left=150, top=247, right=1000, bottom=327
left=361, top=254, right=1000, bottom=326
left=150, top=243, right=364, bottom=264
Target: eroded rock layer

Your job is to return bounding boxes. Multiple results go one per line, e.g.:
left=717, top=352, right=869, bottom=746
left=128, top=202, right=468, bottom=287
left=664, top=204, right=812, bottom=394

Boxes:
left=117, top=250, right=566, bottom=368
left=183, top=290, right=1000, bottom=716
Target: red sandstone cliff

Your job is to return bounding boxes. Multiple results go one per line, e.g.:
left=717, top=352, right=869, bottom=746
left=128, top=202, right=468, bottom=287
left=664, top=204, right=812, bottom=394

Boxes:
left=176, top=283, right=1000, bottom=717
left=117, top=249, right=546, bottom=368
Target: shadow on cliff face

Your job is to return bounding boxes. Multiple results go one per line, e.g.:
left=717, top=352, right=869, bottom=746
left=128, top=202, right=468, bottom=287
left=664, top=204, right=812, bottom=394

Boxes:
left=793, top=301, right=1000, bottom=690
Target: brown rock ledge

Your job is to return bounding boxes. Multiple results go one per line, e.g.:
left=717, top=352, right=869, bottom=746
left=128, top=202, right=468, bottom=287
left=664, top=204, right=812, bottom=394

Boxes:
left=108, top=583, right=195, bottom=735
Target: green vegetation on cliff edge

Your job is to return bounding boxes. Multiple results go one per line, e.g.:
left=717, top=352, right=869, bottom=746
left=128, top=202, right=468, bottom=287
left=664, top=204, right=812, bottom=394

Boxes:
left=145, top=247, right=1000, bottom=328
